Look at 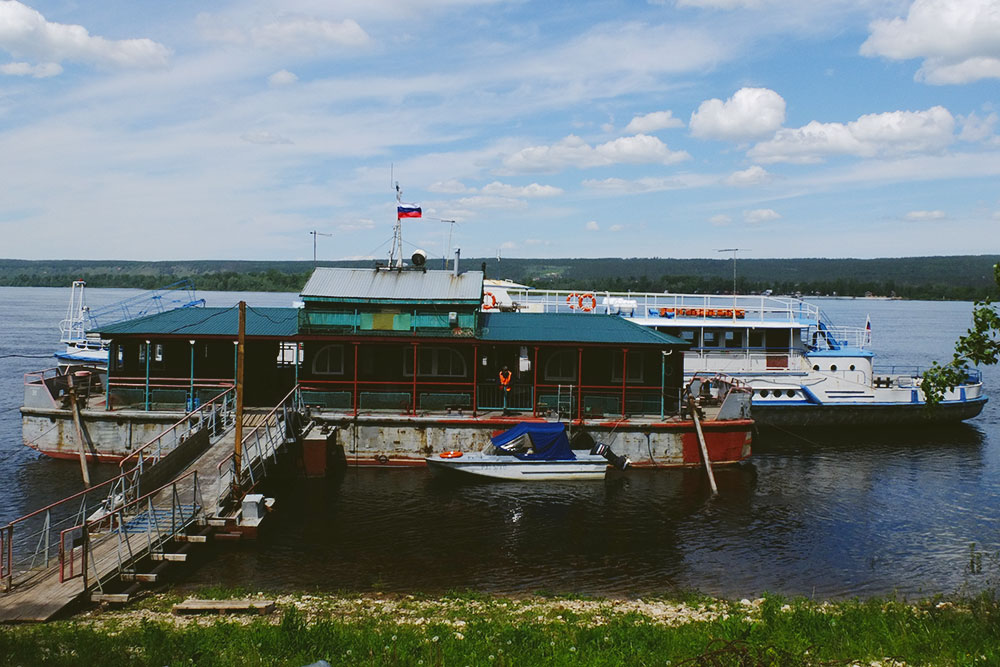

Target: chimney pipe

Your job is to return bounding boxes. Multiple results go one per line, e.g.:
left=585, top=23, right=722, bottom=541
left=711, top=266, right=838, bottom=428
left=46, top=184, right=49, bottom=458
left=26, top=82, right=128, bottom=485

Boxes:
left=453, top=247, right=461, bottom=277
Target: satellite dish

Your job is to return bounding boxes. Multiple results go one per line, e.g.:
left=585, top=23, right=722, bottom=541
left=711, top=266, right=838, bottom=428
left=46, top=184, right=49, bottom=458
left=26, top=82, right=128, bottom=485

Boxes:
left=411, top=249, right=427, bottom=267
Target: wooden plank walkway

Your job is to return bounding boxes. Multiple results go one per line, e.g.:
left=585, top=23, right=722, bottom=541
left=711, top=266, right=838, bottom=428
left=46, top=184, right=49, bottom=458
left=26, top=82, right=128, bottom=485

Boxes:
left=0, top=415, right=263, bottom=622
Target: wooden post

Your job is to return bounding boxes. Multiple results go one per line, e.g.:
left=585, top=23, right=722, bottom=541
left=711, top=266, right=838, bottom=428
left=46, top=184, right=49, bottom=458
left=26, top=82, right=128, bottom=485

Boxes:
left=688, top=396, right=718, bottom=495
left=472, top=343, right=478, bottom=417
left=233, top=302, right=246, bottom=494
left=412, top=343, right=418, bottom=415
left=66, top=372, right=91, bottom=488
left=352, top=342, right=359, bottom=417
left=621, top=348, right=628, bottom=419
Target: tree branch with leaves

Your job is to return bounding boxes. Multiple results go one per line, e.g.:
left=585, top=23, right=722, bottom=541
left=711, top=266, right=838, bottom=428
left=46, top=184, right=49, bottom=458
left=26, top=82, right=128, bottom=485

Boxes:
left=921, top=263, right=1000, bottom=404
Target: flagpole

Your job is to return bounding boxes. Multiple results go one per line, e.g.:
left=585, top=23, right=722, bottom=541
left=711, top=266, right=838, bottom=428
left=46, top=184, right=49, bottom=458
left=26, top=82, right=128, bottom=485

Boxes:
left=391, top=182, right=403, bottom=267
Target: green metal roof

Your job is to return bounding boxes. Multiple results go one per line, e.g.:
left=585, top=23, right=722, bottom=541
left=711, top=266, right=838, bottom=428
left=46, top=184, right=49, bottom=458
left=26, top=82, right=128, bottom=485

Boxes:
left=479, top=312, right=689, bottom=346
left=96, top=307, right=298, bottom=338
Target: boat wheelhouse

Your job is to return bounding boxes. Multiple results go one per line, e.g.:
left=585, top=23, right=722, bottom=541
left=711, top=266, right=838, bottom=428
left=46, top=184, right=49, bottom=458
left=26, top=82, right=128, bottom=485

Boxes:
left=482, top=286, right=987, bottom=427
left=22, top=267, right=753, bottom=467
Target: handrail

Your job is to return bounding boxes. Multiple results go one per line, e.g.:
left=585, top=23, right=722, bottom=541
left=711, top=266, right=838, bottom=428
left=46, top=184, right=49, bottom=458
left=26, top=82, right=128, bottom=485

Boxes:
left=216, top=385, right=302, bottom=510
left=118, top=387, right=235, bottom=471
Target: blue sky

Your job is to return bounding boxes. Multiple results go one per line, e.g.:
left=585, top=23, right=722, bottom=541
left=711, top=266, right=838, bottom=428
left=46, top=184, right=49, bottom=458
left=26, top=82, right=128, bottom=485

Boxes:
left=1, top=0, right=998, bottom=262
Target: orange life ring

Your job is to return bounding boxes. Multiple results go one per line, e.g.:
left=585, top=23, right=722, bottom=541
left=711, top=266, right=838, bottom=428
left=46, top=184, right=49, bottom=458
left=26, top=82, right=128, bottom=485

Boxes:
left=440, top=450, right=463, bottom=459
left=566, top=293, right=580, bottom=310
left=483, top=291, right=498, bottom=310
left=578, top=293, right=597, bottom=312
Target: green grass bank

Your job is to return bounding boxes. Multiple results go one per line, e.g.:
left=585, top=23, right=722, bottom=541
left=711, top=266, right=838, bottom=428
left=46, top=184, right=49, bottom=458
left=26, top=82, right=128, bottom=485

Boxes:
left=2, top=590, right=999, bottom=666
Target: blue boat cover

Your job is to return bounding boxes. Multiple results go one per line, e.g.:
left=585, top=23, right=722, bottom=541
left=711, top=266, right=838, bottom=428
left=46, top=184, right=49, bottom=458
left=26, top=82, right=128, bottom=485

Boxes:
left=490, top=422, right=576, bottom=461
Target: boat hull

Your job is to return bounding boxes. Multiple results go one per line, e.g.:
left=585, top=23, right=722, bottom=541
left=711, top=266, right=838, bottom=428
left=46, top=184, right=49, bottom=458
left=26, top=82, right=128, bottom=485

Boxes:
left=426, top=452, right=609, bottom=480
left=753, top=396, right=988, bottom=428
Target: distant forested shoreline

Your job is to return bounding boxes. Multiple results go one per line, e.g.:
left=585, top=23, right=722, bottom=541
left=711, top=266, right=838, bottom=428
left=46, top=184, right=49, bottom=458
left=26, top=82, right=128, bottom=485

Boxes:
left=1, top=255, right=998, bottom=300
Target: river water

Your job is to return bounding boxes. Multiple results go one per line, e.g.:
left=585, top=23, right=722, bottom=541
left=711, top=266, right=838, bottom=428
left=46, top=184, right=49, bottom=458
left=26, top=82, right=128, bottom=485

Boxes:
left=1, top=287, right=997, bottom=599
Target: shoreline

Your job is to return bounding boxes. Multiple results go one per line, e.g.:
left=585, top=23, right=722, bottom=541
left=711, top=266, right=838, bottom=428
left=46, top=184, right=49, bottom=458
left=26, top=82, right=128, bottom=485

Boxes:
left=2, top=589, right=998, bottom=665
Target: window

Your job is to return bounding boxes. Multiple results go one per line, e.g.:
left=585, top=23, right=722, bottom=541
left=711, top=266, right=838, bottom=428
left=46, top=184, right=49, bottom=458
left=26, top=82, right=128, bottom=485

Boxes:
left=153, top=344, right=164, bottom=362
left=139, top=344, right=146, bottom=363
left=543, top=350, right=577, bottom=382
left=403, top=347, right=467, bottom=378
left=312, top=345, right=345, bottom=375
left=723, top=330, right=743, bottom=349
left=678, top=329, right=698, bottom=346
left=611, top=351, right=644, bottom=383
left=748, top=329, right=764, bottom=348
left=702, top=330, right=720, bottom=347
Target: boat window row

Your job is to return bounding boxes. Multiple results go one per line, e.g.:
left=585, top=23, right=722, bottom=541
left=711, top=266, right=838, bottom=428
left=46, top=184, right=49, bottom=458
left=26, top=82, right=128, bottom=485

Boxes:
left=308, top=344, right=655, bottom=384
left=660, top=327, right=802, bottom=350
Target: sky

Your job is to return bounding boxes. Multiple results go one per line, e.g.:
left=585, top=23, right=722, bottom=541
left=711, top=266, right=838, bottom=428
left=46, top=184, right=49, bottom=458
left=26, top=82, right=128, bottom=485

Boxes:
left=1, top=0, right=999, bottom=263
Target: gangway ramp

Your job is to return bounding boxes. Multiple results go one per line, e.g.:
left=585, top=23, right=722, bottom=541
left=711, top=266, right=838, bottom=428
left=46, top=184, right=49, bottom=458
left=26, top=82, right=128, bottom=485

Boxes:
left=0, top=387, right=305, bottom=622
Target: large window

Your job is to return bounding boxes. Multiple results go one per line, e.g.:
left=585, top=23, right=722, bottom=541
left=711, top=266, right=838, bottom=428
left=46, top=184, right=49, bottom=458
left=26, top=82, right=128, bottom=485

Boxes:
left=723, top=329, right=743, bottom=349
left=312, top=344, right=345, bottom=375
left=611, top=351, right=644, bottom=383
left=403, top=347, right=467, bottom=378
left=543, top=350, right=577, bottom=382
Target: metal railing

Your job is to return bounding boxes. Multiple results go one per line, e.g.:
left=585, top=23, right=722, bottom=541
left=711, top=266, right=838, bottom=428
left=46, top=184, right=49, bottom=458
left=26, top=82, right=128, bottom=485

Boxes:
left=216, top=386, right=304, bottom=512
left=60, top=470, right=203, bottom=593
left=494, top=288, right=822, bottom=324
left=1, top=472, right=130, bottom=592
left=118, top=387, right=236, bottom=475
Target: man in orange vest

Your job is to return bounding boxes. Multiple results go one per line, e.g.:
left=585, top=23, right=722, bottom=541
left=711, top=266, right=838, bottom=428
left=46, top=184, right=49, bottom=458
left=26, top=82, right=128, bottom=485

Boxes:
left=499, top=366, right=512, bottom=413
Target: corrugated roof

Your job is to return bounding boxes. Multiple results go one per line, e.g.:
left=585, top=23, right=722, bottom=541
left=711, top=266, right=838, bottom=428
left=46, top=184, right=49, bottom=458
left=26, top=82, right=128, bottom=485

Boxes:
left=479, top=312, right=689, bottom=346
left=301, top=267, right=483, bottom=303
left=96, top=307, right=298, bottom=337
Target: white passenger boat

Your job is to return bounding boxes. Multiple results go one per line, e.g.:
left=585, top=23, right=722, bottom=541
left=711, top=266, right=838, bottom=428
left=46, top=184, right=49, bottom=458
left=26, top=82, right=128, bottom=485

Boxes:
left=426, top=422, right=629, bottom=480
left=482, top=287, right=987, bottom=427
left=56, top=279, right=206, bottom=368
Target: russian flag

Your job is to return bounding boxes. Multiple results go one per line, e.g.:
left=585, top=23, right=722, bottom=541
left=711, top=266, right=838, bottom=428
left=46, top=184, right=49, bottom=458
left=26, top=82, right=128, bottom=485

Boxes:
left=397, top=202, right=422, bottom=219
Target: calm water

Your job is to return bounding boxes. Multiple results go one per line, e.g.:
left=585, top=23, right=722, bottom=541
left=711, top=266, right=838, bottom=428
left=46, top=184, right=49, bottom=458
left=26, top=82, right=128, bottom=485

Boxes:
left=1, top=288, right=998, bottom=599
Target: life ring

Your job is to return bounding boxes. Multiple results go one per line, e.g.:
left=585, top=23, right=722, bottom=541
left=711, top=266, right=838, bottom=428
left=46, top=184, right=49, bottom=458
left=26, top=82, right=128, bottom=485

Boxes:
left=483, top=291, right=498, bottom=310
left=566, top=293, right=580, bottom=310
left=578, top=293, right=597, bottom=312
left=440, top=450, right=463, bottom=459
left=376, top=454, right=389, bottom=464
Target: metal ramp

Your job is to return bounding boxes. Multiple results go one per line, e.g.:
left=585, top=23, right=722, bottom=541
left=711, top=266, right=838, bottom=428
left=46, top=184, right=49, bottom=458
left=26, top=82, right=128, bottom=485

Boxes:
left=0, top=390, right=237, bottom=622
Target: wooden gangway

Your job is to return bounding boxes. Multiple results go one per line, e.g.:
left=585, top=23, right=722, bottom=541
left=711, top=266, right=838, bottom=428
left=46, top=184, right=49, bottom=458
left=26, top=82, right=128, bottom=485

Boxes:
left=0, top=387, right=304, bottom=622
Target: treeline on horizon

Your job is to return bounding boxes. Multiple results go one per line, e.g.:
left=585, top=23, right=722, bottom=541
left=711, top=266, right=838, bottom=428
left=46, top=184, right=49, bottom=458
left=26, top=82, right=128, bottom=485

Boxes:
left=1, top=255, right=998, bottom=301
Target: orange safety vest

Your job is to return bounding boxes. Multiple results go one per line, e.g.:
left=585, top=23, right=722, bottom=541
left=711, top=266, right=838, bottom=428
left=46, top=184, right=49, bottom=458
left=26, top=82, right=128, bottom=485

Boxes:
left=499, top=369, right=512, bottom=392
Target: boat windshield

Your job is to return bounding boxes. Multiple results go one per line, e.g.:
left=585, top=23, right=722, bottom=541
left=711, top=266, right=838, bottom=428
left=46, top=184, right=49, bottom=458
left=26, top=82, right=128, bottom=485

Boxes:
left=491, top=422, right=576, bottom=461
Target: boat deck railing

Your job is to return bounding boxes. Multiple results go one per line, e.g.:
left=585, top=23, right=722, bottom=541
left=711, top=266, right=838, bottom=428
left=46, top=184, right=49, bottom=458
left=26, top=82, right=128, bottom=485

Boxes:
left=873, top=365, right=983, bottom=384
left=494, top=289, right=821, bottom=325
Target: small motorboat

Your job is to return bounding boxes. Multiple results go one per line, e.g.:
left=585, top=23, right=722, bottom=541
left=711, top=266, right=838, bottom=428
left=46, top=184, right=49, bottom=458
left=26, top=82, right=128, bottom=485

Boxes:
left=426, top=422, right=629, bottom=481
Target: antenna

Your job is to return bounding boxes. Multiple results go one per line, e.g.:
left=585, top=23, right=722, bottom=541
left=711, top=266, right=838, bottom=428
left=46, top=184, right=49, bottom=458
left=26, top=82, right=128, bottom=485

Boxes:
left=390, top=181, right=403, bottom=267
left=310, top=231, right=333, bottom=265
left=441, top=219, right=456, bottom=269
left=716, top=248, right=747, bottom=315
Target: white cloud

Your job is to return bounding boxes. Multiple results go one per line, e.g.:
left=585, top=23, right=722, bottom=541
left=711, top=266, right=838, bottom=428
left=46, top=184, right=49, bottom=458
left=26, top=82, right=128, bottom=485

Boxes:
left=958, top=112, right=999, bottom=143
left=726, top=164, right=771, bottom=186
left=709, top=214, right=732, bottom=226
left=624, top=110, right=684, bottom=133
left=0, top=1, right=170, bottom=69
left=586, top=221, right=600, bottom=231
left=428, top=179, right=469, bottom=194
left=744, top=208, right=780, bottom=223
left=480, top=181, right=563, bottom=197
left=453, top=195, right=529, bottom=210
left=749, top=106, right=955, bottom=163
left=0, top=61, right=61, bottom=77
left=904, top=209, right=946, bottom=221
left=241, top=130, right=293, bottom=145
left=199, top=14, right=371, bottom=52
left=504, top=134, right=690, bottom=172
left=690, top=87, right=786, bottom=141
left=675, top=0, right=766, bottom=7
left=861, top=0, right=1000, bottom=84
left=268, top=69, right=298, bottom=86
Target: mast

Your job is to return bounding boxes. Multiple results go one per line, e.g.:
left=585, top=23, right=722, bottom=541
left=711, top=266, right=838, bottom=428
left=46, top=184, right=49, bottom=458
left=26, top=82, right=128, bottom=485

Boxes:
left=390, top=182, right=404, bottom=267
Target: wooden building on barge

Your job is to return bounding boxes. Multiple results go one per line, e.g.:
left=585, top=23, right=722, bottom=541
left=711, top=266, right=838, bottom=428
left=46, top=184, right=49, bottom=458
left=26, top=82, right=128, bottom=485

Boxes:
left=22, top=267, right=752, bottom=467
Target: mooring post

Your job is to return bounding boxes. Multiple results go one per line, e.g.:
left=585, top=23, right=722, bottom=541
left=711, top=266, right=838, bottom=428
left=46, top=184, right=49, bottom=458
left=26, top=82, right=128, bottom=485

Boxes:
left=688, top=396, right=718, bottom=495
left=66, top=372, right=91, bottom=488
left=233, top=302, right=246, bottom=497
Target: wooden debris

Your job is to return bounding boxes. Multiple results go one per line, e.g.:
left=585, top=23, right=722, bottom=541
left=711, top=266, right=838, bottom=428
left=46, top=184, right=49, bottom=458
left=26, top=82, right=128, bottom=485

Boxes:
left=172, top=598, right=276, bottom=615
